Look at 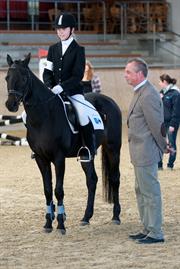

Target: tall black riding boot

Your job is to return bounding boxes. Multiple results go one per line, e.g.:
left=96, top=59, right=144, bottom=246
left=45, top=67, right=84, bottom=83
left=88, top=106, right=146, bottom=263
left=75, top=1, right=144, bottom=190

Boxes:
left=77, top=122, right=96, bottom=162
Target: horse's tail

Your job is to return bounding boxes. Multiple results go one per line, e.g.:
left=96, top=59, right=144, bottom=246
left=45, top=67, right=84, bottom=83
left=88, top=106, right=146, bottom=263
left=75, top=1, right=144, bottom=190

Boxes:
left=101, top=145, right=120, bottom=203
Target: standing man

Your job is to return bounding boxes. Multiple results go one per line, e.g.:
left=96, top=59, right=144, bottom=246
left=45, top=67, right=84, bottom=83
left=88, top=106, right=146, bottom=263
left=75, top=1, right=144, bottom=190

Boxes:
left=125, top=58, right=171, bottom=244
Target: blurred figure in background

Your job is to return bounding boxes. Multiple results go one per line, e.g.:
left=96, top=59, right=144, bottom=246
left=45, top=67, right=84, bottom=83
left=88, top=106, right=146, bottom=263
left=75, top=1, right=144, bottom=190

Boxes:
left=158, top=74, right=180, bottom=170
left=81, top=60, right=102, bottom=94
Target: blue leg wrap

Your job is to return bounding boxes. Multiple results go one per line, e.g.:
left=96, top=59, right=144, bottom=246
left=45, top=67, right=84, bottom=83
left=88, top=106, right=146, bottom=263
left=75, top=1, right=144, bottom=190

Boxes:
left=57, top=205, right=65, bottom=215
left=46, top=201, right=55, bottom=221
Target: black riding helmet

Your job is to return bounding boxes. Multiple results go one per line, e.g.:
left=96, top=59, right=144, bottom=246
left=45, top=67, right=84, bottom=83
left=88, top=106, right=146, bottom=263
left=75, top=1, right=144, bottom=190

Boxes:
left=55, top=13, right=76, bottom=29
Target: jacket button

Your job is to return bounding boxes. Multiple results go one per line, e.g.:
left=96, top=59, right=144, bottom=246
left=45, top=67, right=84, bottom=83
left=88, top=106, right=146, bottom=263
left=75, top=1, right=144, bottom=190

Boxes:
left=59, top=68, right=61, bottom=71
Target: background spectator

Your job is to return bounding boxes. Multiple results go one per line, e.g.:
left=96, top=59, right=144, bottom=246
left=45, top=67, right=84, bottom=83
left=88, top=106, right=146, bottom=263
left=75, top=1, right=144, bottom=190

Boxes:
left=81, top=60, right=102, bottom=94
left=158, top=74, right=180, bottom=170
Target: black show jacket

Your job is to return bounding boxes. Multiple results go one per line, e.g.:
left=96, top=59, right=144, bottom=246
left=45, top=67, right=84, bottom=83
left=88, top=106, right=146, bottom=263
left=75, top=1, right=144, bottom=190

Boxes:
left=43, top=39, right=85, bottom=96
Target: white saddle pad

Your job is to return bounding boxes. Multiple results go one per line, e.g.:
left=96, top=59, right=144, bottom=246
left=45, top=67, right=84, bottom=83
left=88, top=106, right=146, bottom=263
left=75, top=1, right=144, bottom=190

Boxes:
left=58, top=95, right=104, bottom=133
left=85, top=101, right=104, bottom=130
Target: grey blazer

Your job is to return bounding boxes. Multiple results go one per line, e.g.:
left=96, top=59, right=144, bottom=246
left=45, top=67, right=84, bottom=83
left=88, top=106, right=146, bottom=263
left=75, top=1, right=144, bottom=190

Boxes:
left=127, top=81, right=167, bottom=166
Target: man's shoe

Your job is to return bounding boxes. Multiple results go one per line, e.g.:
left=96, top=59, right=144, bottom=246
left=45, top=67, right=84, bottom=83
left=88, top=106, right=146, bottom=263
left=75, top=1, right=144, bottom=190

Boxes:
left=137, top=236, right=165, bottom=244
left=129, top=232, right=147, bottom=240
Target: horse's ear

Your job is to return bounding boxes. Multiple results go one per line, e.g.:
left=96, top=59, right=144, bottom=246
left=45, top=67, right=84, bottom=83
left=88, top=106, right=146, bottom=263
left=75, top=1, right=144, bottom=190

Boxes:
left=7, top=54, right=13, bottom=66
left=23, top=53, right=31, bottom=67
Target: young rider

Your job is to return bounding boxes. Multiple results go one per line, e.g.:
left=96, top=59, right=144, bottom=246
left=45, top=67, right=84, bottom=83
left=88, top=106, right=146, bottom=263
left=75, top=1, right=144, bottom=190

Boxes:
left=43, top=12, right=96, bottom=161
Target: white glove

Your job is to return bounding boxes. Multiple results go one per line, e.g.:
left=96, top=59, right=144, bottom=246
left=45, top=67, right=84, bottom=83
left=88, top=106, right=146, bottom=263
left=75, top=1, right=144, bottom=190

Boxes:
left=51, top=85, right=63, bottom=94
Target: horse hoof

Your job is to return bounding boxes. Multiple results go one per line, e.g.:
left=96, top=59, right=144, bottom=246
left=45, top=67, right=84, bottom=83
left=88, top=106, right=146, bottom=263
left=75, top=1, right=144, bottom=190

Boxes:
left=57, top=228, right=66, bottom=235
left=80, top=220, right=90, bottom=226
left=112, top=219, right=121, bottom=225
left=44, top=227, right=53, bottom=233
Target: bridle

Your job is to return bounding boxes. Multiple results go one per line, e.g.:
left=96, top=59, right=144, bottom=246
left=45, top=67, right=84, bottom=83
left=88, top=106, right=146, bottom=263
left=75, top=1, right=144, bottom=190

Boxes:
left=8, top=89, right=24, bottom=102
left=7, top=65, right=31, bottom=105
left=7, top=63, right=58, bottom=109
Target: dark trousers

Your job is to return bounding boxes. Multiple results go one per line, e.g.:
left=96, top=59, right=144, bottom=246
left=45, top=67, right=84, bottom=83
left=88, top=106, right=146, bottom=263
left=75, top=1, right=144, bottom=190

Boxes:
left=158, top=122, right=179, bottom=168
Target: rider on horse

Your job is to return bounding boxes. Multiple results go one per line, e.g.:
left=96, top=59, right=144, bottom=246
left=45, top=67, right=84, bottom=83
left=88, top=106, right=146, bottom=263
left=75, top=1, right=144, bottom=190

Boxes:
left=43, top=12, right=96, bottom=161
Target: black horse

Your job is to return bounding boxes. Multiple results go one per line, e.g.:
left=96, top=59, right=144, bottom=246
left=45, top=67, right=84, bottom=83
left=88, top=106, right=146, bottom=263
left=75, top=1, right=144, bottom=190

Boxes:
left=5, top=53, right=122, bottom=234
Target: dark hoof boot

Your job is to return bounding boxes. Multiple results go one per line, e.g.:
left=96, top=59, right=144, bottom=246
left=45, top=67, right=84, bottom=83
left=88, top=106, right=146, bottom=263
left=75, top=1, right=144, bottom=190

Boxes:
left=44, top=213, right=53, bottom=232
left=57, top=214, right=66, bottom=234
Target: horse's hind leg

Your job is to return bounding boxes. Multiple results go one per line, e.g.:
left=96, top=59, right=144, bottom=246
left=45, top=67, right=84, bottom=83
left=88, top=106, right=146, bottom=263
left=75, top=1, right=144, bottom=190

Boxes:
left=102, top=146, right=121, bottom=224
left=80, top=161, right=98, bottom=225
left=35, top=157, right=55, bottom=232
left=111, top=157, right=121, bottom=224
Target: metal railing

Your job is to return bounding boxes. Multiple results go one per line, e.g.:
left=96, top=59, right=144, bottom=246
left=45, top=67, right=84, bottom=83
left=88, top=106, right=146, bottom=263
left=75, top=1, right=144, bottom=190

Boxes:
left=2, top=0, right=177, bottom=61
left=0, top=0, right=106, bottom=32
left=154, top=31, right=180, bottom=66
left=1, top=0, right=168, bottom=37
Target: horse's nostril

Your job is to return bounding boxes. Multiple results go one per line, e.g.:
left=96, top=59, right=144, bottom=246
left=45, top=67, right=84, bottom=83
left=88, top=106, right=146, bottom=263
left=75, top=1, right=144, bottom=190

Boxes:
left=5, top=100, right=18, bottom=112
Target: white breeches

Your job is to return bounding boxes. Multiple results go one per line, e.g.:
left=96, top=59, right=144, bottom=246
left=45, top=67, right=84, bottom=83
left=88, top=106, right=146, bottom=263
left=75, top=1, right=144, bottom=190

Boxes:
left=69, top=94, right=91, bottom=126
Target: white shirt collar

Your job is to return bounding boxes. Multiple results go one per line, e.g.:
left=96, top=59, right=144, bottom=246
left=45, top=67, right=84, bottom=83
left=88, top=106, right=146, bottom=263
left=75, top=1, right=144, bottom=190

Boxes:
left=62, top=36, right=74, bottom=55
left=134, top=79, right=147, bottom=91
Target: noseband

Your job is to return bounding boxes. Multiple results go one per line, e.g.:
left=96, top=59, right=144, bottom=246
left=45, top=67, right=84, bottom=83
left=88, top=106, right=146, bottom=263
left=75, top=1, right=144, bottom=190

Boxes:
left=8, top=89, right=24, bottom=97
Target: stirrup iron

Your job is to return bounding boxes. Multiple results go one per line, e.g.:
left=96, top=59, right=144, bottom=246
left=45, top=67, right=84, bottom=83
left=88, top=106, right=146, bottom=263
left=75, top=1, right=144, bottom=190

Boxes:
left=77, top=146, right=93, bottom=162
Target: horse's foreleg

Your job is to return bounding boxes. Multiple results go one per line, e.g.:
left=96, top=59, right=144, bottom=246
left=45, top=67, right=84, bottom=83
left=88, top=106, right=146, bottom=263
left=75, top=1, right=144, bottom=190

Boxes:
left=80, top=161, right=98, bottom=225
left=54, top=159, right=66, bottom=234
left=36, top=157, right=54, bottom=232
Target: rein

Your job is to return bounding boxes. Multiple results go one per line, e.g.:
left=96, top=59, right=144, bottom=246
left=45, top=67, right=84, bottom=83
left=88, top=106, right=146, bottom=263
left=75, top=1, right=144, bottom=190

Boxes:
left=8, top=66, right=56, bottom=107
left=25, top=94, right=57, bottom=107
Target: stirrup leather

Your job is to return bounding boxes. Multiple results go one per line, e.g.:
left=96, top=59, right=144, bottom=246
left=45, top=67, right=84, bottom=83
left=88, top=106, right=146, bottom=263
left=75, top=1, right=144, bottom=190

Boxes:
left=77, top=146, right=93, bottom=162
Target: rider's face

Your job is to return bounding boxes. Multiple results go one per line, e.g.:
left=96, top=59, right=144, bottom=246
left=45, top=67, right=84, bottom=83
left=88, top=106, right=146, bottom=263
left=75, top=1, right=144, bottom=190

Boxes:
left=57, top=27, right=74, bottom=41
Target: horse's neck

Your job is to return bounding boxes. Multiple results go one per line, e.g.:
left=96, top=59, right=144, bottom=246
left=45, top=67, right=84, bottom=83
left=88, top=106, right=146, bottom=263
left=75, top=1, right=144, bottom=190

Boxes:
left=24, top=73, right=65, bottom=127
left=30, top=72, right=52, bottom=102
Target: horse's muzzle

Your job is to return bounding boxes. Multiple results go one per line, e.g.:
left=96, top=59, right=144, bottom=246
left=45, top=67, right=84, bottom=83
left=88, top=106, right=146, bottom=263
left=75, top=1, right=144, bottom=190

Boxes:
left=5, top=98, right=19, bottom=112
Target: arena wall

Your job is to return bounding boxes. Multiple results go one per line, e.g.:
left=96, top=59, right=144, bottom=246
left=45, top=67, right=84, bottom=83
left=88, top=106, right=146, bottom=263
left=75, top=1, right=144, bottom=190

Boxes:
left=1, top=67, right=180, bottom=116
left=96, top=67, right=180, bottom=113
